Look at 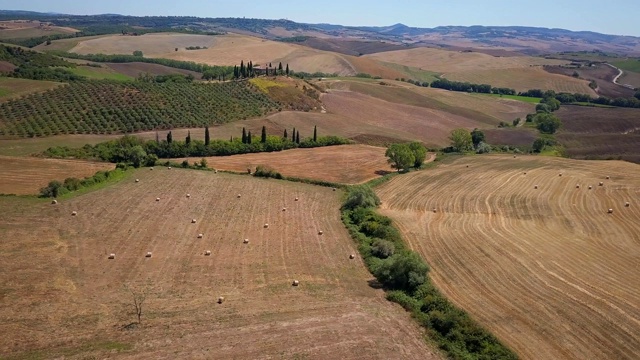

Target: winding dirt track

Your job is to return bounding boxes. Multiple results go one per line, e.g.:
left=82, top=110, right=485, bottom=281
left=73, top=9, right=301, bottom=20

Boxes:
left=376, top=155, right=640, bottom=360
left=0, top=169, right=439, bottom=359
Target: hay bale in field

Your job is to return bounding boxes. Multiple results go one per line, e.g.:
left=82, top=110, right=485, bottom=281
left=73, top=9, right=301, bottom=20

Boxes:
left=205, top=250, right=211, bottom=256
left=534, top=185, right=538, bottom=189
left=349, top=254, right=355, bottom=259
left=71, top=211, right=77, bottom=216
left=186, top=194, right=191, bottom=198
left=145, top=252, right=152, bottom=258
left=625, top=202, right=630, bottom=207
left=217, top=296, right=224, bottom=304
left=108, top=253, right=115, bottom=259
left=135, top=179, right=139, bottom=183
left=608, top=209, right=614, bottom=214
left=599, top=182, right=604, bottom=186
left=559, top=173, right=563, bottom=177
left=243, top=238, right=249, bottom=244
left=191, top=219, right=197, bottom=224
left=197, top=233, right=203, bottom=239
left=282, top=207, right=287, bottom=212
left=292, top=280, right=299, bottom=286
left=606, top=176, right=610, bottom=180
left=264, top=223, right=269, bottom=228
left=576, top=184, right=580, bottom=189
left=295, top=197, right=299, bottom=201
left=150, top=167, right=154, bottom=170
left=524, top=172, right=527, bottom=175
left=168, top=167, right=172, bottom=170
left=432, top=207, right=437, bottom=213
left=318, top=230, right=324, bottom=235
left=237, top=194, right=241, bottom=198
left=156, top=197, right=160, bottom=201
left=51, top=199, right=57, bottom=204
left=513, top=155, right=517, bottom=158
left=214, top=170, right=218, bottom=174
left=588, top=186, right=593, bottom=190
left=332, top=187, right=337, bottom=191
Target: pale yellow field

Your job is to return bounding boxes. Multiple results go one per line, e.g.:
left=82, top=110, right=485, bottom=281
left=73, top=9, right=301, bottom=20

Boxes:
left=377, top=155, right=640, bottom=360
left=69, top=33, right=220, bottom=57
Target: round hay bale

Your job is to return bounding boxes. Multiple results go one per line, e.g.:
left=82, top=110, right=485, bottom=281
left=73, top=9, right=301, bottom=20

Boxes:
left=264, top=223, right=269, bottom=228
left=191, top=219, right=197, bottom=224
left=608, top=209, right=614, bottom=214
left=576, top=184, right=580, bottom=189
left=588, top=186, right=593, bottom=190
left=205, top=250, right=211, bottom=256
left=71, top=211, right=77, bottom=216
left=237, top=194, right=242, bottom=198
left=625, top=202, right=630, bottom=207
left=214, top=170, right=218, bottom=174
left=217, top=296, right=224, bottom=304
left=606, top=176, right=610, bottom=180
left=186, top=194, right=191, bottom=198
left=332, top=187, right=337, bottom=191
left=466, top=165, right=469, bottom=168
left=197, top=233, right=203, bottom=239
left=282, top=207, right=287, bottom=212
left=559, top=173, right=563, bottom=177
left=599, top=182, right=604, bottom=186
left=292, top=280, right=299, bottom=286
left=156, top=197, right=160, bottom=202
left=150, top=167, right=154, bottom=170
left=51, top=199, right=58, bottom=205
left=318, top=230, right=324, bottom=235
left=145, top=252, right=152, bottom=258
left=349, top=254, right=355, bottom=259
left=135, top=179, right=140, bottom=183
left=524, top=172, right=527, bottom=175
left=243, top=239, right=249, bottom=244
left=295, top=197, right=299, bottom=201
left=168, top=166, right=172, bottom=170
left=534, top=185, right=538, bottom=189
left=108, top=253, right=115, bottom=259
left=432, top=208, right=437, bottom=213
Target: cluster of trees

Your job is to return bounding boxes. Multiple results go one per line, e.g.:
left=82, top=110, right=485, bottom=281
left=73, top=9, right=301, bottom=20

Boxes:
left=341, top=186, right=517, bottom=359
left=185, top=46, right=208, bottom=50
left=446, top=128, right=493, bottom=154
left=43, top=128, right=350, bottom=166
left=384, top=142, right=428, bottom=172
left=520, top=88, right=640, bottom=109
left=137, top=73, right=195, bottom=83
left=233, top=60, right=289, bottom=79
left=431, top=79, right=493, bottom=94
left=39, top=168, right=126, bottom=198
left=0, top=44, right=86, bottom=82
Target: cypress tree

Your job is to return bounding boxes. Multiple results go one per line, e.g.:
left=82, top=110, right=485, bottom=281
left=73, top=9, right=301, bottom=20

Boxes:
left=313, top=125, right=317, bottom=142
left=261, top=126, right=267, bottom=143
left=292, top=127, right=296, bottom=142
left=241, top=127, right=247, bottom=144
left=278, top=62, right=283, bottom=71
left=247, top=131, right=252, bottom=144
left=296, top=130, right=300, bottom=144
left=283, top=129, right=288, bottom=140
left=186, top=130, right=191, bottom=145
left=167, top=131, right=173, bottom=144
left=155, top=131, right=159, bottom=143
left=286, top=64, right=289, bottom=76
left=230, top=136, right=233, bottom=142
left=205, top=126, right=210, bottom=145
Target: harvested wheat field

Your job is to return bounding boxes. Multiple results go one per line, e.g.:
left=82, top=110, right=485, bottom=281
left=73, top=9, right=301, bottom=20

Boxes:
left=0, top=156, right=115, bottom=195
left=176, top=145, right=402, bottom=184
left=0, top=169, right=440, bottom=359
left=376, top=155, right=640, bottom=360
left=69, top=33, right=220, bottom=57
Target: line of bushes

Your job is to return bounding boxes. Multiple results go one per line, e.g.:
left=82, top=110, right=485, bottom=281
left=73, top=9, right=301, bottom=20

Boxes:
left=341, top=185, right=517, bottom=359
left=39, top=166, right=128, bottom=198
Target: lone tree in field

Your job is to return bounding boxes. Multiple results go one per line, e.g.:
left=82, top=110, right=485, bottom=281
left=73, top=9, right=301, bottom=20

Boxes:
left=313, top=125, right=317, bottom=142
left=204, top=126, right=210, bottom=146
left=449, top=128, right=473, bottom=152
left=166, top=131, right=173, bottom=144
left=470, top=128, right=485, bottom=148
left=408, top=142, right=427, bottom=168
left=385, top=143, right=415, bottom=172
left=261, top=126, right=267, bottom=143
left=124, top=282, right=151, bottom=325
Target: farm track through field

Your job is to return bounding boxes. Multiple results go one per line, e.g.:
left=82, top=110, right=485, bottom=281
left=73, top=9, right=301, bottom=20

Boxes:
left=0, top=169, right=440, bottom=359
left=376, top=155, right=640, bottom=360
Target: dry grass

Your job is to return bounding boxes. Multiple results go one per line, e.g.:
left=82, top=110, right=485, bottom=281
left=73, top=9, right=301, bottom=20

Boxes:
left=376, top=155, right=640, bottom=360
left=104, top=62, right=202, bottom=78
left=69, top=33, right=220, bottom=57
left=0, top=169, right=440, bottom=359
left=0, top=156, right=115, bottom=195
left=175, top=145, right=399, bottom=184
left=0, top=77, right=63, bottom=102
left=0, top=20, right=77, bottom=40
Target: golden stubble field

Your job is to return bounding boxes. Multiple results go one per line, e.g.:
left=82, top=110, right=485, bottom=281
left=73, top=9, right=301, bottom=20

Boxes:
left=376, top=155, right=640, bottom=360
left=0, top=169, right=440, bottom=359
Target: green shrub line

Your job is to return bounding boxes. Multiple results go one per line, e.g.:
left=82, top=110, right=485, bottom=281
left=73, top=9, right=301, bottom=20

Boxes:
left=340, top=185, right=518, bottom=359
left=39, top=166, right=131, bottom=199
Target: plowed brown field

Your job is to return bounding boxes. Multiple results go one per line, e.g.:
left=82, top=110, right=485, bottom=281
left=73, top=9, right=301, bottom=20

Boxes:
left=174, top=145, right=400, bottom=184
left=376, top=155, right=640, bottom=360
left=0, top=155, right=115, bottom=195
left=0, top=169, right=440, bottom=359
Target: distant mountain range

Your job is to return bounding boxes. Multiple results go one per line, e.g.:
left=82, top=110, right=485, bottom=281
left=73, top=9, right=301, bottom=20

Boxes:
left=1, top=10, right=639, bottom=55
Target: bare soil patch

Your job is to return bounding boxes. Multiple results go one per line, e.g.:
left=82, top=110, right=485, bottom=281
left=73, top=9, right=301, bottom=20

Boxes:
left=0, top=156, right=114, bottom=195
left=175, top=145, right=397, bottom=184
left=377, top=155, right=640, bottom=360
left=543, top=64, right=635, bottom=98
left=0, top=169, right=440, bottom=359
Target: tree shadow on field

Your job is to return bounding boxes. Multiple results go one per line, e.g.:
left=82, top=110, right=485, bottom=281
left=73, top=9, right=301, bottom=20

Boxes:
left=367, top=279, right=384, bottom=289
left=375, top=170, right=392, bottom=176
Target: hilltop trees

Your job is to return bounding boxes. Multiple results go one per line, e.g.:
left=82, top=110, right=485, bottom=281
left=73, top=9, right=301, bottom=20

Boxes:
left=385, top=143, right=415, bottom=172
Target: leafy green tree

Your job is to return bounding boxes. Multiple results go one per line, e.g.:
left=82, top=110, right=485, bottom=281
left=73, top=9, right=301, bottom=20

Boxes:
left=532, top=137, right=556, bottom=153
left=373, top=251, right=429, bottom=292
left=385, top=143, right=415, bottom=172
left=313, top=125, right=317, bottom=142
left=126, top=145, right=148, bottom=168
left=534, top=113, right=562, bottom=134
left=167, top=131, right=173, bottom=144
left=133, top=50, right=143, bottom=57
left=261, top=125, right=267, bottom=143
left=342, top=185, right=380, bottom=210
left=204, top=126, right=210, bottom=146
left=470, top=128, right=485, bottom=148
left=372, top=239, right=396, bottom=259
left=449, top=128, right=473, bottom=152
left=408, top=142, right=427, bottom=168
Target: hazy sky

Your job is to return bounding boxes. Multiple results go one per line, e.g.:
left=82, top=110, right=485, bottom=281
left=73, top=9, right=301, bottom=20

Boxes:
left=3, top=0, right=639, bottom=36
